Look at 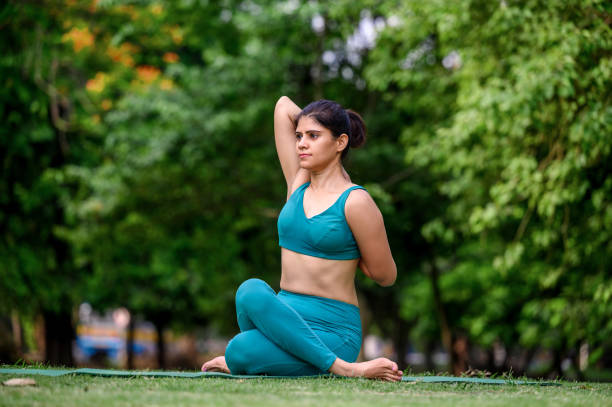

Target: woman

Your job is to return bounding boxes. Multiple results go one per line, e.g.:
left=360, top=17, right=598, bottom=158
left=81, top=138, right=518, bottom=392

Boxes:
left=202, top=96, right=402, bottom=381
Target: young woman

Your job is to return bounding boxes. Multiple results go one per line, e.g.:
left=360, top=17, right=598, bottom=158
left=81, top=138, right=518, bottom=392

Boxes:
left=201, top=96, right=402, bottom=381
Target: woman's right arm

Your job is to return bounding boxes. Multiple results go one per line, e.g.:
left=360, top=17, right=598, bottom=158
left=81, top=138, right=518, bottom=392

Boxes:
left=274, top=96, right=308, bottom=197
left=345, top=190, right=397, bottom=287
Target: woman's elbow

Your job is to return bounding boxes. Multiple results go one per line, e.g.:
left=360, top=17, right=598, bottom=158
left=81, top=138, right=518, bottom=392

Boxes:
left=377, top=274, right=396, bottom=287
left=375, top=263, right=397, bottom=287
left=275, top=96, right=290, bottom=111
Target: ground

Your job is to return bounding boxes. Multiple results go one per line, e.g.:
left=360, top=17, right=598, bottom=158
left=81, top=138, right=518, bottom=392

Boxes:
left=1, top=373, right=611, bottom=407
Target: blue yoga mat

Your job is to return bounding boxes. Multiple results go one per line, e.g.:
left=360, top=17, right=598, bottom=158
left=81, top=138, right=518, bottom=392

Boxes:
left=0, top=368, right=558, bottom=385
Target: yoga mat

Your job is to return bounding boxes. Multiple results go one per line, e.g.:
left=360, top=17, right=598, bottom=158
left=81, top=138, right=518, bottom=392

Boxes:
left=0, top=368, right=558, bottom=385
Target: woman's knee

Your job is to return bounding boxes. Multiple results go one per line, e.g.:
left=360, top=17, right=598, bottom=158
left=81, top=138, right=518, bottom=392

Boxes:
left=235, top=278, right=273, bottom=310
left=225, top=334, right=252, bottom=374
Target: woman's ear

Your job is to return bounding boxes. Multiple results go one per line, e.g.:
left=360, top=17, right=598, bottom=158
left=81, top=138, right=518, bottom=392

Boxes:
left=336, top=133, right=349, bottom=152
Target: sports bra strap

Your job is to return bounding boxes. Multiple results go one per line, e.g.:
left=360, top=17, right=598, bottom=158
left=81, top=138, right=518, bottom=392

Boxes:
left=289, top=182, right=309, bottom=199
left=337, top=185, right=366, bottom=209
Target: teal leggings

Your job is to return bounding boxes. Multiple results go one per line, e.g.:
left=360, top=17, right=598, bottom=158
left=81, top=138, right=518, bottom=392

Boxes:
left=225, top=278, right=362, bottom=376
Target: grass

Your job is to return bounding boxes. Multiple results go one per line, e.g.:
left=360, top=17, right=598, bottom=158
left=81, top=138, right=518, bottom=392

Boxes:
left=1, top=372, right=611, bottom=407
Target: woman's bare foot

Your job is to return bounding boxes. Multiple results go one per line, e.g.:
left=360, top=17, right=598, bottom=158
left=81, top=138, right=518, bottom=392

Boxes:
left=329, top=357, right=403, bottom=382
left=201, top=356, right=230, bottom=373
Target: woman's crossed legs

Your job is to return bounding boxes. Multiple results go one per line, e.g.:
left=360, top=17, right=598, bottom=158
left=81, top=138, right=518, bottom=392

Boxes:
left=201, top=278, right=402, bottom=381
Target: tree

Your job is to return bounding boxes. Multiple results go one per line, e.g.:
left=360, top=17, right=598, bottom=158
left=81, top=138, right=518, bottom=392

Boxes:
left=365, top=0, right=612, bottom=375
left=59, top=0, right=417, bottom=367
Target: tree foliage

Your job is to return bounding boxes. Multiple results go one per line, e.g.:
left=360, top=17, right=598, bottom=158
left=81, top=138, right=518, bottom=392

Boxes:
left=1, top=0, right=610, bottom=374
left=366, top=0, right=612, bottom=368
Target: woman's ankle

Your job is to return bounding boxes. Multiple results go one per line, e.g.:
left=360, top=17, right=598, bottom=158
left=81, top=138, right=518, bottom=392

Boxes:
left=329, top=358, right=359, bottom=377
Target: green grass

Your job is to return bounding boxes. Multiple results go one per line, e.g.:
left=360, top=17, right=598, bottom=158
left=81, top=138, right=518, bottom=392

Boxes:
left=1, top=374, right=611, bottom=407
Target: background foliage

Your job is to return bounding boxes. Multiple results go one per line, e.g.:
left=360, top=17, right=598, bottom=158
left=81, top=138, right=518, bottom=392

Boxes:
left=1, top=0, right=610, bottom=377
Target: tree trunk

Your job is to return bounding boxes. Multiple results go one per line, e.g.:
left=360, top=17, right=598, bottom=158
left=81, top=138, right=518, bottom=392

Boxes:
left=429, top=259, right=454, bottom=374
left=43, top=310, right=74, bottom=366
left=551, top=348, right=563, bottom=379
left=392, top=315, right=409, bottom=371
left=11, top=311, right=23, bottom=357
left=451, top=335, right=469, bottom=375
left=503, top=346, right=535, bottom=377
left=154, top=320, right=166, bottom=369
left=424, top=340, right=435, bottom=372
left=485, top=348, right=496, bottom=373
left=572, top=346, right=585, bottom=381
left=522, top=347, right=536, bottom=377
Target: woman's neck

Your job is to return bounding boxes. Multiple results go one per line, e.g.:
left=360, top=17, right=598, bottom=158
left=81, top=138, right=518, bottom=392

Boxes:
left=309, top=160, right=347, bottom=191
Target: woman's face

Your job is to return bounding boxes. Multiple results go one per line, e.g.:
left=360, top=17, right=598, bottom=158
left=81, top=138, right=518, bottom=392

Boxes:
left=295, top=115, right=347, bottom=171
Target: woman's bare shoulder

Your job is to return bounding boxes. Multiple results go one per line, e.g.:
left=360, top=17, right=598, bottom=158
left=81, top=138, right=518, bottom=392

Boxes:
left=344, top=187, right=378, bottom=214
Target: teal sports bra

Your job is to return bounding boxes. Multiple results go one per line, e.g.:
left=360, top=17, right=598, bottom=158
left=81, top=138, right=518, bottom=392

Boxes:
left=278, top=182, right=366, bottom=260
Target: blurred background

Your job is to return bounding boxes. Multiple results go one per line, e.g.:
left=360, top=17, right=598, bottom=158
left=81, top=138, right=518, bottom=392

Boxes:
left=0, top=0, right=610, bottom=380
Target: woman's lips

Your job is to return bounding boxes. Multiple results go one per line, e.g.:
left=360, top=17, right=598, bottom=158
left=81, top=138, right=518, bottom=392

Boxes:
left=299, top=154, right=310, bottom=158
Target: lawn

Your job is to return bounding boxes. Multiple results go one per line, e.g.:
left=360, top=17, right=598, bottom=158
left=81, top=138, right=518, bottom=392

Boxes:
left=1, top=373, right=611, bottom=407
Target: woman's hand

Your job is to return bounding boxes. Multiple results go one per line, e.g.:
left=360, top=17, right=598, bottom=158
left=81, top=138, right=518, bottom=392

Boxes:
left=359, top=258, right=373, bottom=278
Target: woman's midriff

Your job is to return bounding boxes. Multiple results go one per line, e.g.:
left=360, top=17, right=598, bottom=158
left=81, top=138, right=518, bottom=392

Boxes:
left=279, top=248, right=359, bottom=306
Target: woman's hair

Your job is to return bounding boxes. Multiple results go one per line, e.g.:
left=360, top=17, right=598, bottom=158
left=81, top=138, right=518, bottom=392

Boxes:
left=295, top=99, right=366, bottom=159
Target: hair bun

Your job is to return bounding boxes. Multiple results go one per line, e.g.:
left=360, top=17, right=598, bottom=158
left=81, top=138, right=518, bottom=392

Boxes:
left=346, top=109, right=367, bottom=149
left=295, top=99, right=366, bottom=160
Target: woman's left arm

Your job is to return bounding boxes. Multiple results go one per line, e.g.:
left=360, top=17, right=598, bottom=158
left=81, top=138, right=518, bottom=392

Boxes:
left=345, top=190, right=397, bottom=286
